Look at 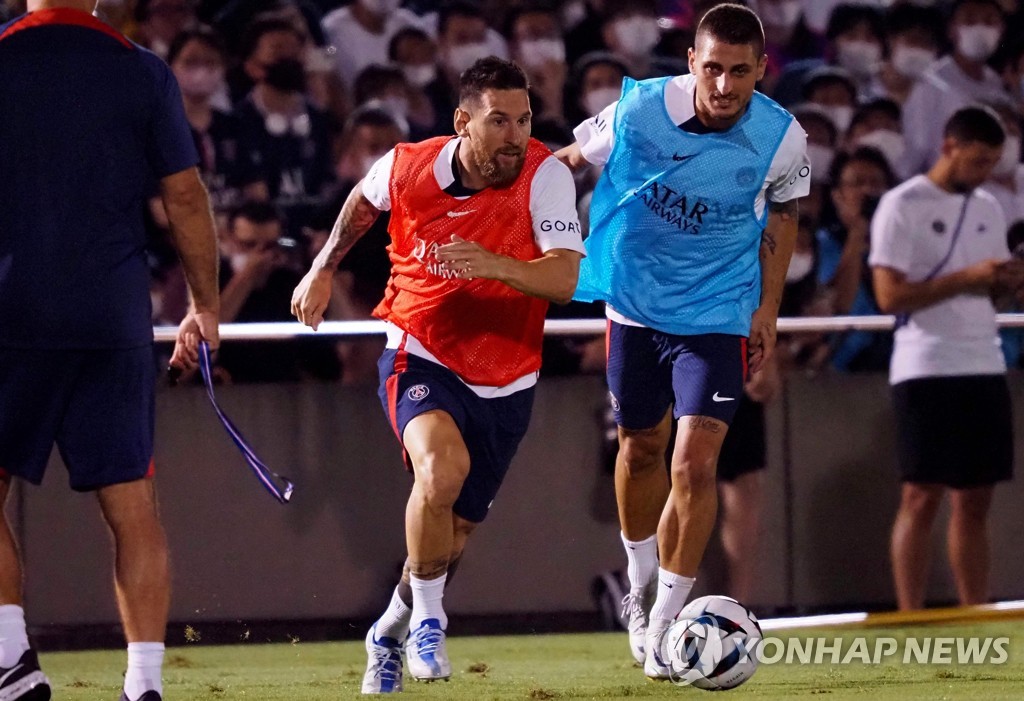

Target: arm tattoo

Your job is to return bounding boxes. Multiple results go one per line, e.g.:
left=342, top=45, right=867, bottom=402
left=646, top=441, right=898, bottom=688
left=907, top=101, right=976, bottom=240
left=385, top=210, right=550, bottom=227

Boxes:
left=408, top=557, right=450, bottom=579
left=687, top=416, right=722, bottom=434
left=314, top=186, right=381, bottom=272
left=760, top=228, right=777, bottom=255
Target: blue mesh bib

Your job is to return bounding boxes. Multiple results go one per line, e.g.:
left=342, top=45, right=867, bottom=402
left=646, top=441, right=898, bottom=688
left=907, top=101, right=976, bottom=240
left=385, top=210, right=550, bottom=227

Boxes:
left=577, top=76, right=793, bottom=336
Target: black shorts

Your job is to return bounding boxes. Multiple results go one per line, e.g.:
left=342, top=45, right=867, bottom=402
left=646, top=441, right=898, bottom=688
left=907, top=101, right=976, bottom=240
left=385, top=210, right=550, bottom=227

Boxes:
left=0, top=346, right=155, bottom=491
left=717, top=394, right=766, bottom=483
left=892, top=374, right=1013, bottom=489
left=377, top=349, right=534, bottom=523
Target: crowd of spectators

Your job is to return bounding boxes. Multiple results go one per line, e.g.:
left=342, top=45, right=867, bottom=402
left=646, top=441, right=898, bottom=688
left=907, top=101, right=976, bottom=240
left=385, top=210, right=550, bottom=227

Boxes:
left=4, top=0, right=1022, bottom=382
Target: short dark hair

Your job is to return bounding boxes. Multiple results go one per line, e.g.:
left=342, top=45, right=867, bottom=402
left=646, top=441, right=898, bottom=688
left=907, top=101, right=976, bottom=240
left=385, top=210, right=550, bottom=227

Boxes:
left=829, top=146, right=896, bottom=190
left=439, top=1, right=485, bottom=38
left=229, top=200, right=283, bottom=230
left=695, top=3, right=765, bottom=57
left=825, top=4, right=884, bottom=44
left=353, top=64, right=406, bottom=104
left=459, top=57, right=529, bottom=105
left=166, top=25, right=226, bottom=67
left=388, top=26, right=432, bottom=62
left=884, top=3, right=945, bottom=46
left=239, top=17, right=302, bottom=61
left=504, top=2, right=560, bottom=39
left=801, top=67, right=857, bottom=104
left=950, top=0, right=1005, bottom=20
left=944, top=106, right=1006, bottom=147
left=848, top=98, right=902, bottom=134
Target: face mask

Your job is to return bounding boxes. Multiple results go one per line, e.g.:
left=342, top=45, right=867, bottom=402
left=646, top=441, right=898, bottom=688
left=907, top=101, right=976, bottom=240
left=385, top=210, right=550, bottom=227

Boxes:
left=890, top=45, right=936, bottom=80
left=821, top=104, right=853, bottom=133
left=806, top=143, right=835, bottom=184
left=786, top=251, right=814, bottom=282
left=230, top=253, right=250, bottom=273
left=264, top=111, right=311, bottom=138
left=517, top=38, right=566, bottom=69
left=263, top=57, right=307, bottom=93
left=856, top=129, right=906, bottom=175
left=403, top=63, right=437, bottom=88
left=955, top=24, right=1002, bottom=63
left=446, top=42, right=490, bottom=75
left=992, top=136, right=1021, bottom=179
left=176, top=67, right=223, bottom=99
left=584, top=87, right=621, bottom=117
left=612, top=16, right=661, bottom=58
left=379, top=94, right=409, bottom=119
left=358, top=0, right=402, bottom=13
left=836, top=40, right=882, bottom=77
left=760, top=0, right=802, bottom=30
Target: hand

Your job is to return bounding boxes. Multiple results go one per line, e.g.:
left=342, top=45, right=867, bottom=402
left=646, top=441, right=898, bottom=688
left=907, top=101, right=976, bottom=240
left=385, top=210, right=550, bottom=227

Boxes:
left=744, top=359, right=781, bottom=404
left=291, top=268, right=333, bottom=329
left=435, top=234, right=505, bottom=281
left=993, top=259, right=1024, bottom=297
left=169, top=309, right=219, bottom=371
left=747, top=306, right=778, bottom=376
left=961, top=259, right=1007, bottom=295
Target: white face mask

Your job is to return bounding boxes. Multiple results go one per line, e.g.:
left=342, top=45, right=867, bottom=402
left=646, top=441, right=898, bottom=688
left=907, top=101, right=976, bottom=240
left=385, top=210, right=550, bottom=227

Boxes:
left=378, top=94, right=409, bottom=119
left=584, top=87, right=621, bottom=117
left=517, top=38, right=566, bottom=69
left=403, top=63, right=437, bottom=88
left=358, top=0, right=402, bottom=14
left=836, top=40, right=882, bottom=77
left=612, top=15, right=661, bottom=58
left=230, top=253, right=250, bottom=273
left=890, top=45, right=936, bottom=80
left=561, top=0, right=587, bottom=30
left=856, top=129, right=906, bottom=175
left=807, top=143, right=835, bottom=184
left=786, top=251, right=815, bottom=283
left=176, top=66, right=223, bottom=100
left=992, top=136, right=1022, bottom=179
left=760, top=0, right=802, bottom=30
left=955, top=24, right=1002, bottom=63
left=821, top=104, right=854, bottom=133
left=446, top=42, right=490, bottom=75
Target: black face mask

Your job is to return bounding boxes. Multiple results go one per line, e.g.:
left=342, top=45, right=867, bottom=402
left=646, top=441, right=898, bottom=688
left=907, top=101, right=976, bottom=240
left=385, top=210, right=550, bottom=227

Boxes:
left=263, top=58, right=306, bottom=93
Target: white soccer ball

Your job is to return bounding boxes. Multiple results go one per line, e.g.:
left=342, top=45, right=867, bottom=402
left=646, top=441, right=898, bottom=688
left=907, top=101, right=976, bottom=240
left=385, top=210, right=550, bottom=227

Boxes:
left=663, top=595, right=762, bottom=690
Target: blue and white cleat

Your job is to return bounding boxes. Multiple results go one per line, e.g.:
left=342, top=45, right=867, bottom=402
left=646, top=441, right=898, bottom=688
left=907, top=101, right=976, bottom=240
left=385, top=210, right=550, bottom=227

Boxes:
left=643, top=620, right=672, bottom=680
left=404, top=619, right=450, bottom=682
left=361, top=625, right=404, bottom=694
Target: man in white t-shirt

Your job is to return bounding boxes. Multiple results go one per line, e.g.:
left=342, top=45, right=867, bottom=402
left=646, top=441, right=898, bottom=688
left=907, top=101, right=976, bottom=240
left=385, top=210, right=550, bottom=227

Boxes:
left=292, top=57, right=584, bottom=694
left=901, top=0, right=1008, bottom=175
left=870, top=105, right=1024, bottom=611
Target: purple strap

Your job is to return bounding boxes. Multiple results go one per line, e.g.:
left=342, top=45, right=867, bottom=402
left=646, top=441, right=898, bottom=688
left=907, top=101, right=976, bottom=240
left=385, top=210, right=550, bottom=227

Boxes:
left=199, top=342, right=294, bottom=504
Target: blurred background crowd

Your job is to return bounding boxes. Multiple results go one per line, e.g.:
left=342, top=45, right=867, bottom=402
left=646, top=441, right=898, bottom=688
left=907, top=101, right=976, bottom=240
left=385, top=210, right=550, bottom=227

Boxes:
left=3, top=0, right=1024, bottom=384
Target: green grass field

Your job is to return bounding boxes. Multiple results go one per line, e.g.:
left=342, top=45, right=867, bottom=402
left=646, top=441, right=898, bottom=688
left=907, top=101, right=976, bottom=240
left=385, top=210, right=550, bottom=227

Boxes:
left=40, top=621, right=1024, bottom=700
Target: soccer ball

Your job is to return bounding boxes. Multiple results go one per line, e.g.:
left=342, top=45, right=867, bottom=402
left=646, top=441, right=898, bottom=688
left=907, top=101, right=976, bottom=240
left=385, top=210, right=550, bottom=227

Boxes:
left=663, top=595, right=762, bottom=690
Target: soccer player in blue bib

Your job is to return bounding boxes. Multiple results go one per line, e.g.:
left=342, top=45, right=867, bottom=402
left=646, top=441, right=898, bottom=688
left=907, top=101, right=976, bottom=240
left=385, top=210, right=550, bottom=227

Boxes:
left=0, top=2, right=219, bottom=699
left=557, top=3, right=810, bottom=678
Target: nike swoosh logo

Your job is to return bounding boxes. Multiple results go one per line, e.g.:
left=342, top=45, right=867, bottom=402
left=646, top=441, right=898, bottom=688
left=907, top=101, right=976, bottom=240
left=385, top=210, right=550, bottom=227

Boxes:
left=712, top=392, right=735, bottom=402
left=446, top=210, right=475, bottom=218
left=672, top=153, right=693, bottom=161
left=0, top=664, right=23, bottom=685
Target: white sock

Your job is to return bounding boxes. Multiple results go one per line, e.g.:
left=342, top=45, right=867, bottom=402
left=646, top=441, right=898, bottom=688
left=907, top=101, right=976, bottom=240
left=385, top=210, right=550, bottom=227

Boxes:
left=621, top=532, right=658, bottom=594
left=649, top=568, right=695, bottom=625
left=409, top=573, right=447, bottom=631
left=123, top=642, right=164, bottom=701
left=0, top=605, right=29, bottom=668
left=374, top=586, right=412, bottom=643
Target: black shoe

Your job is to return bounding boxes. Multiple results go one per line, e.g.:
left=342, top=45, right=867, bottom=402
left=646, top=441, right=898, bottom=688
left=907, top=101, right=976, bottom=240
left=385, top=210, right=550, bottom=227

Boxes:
left=118, top=692, right=162, bottom=701
left=0, top=649, right=51, bottom=701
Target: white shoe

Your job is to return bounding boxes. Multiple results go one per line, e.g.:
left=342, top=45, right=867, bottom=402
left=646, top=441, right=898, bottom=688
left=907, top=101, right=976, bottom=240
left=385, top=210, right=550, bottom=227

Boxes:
left=643, top=620, right=672, bottom=680
left=361, top=625, right=404, bottom=694
left=621, top=588, right=651, bottom=664
left=405, top=619, right=451, bottom=681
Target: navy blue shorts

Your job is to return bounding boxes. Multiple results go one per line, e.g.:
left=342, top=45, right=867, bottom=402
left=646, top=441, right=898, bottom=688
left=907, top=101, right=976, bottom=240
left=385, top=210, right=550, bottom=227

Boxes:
left=377, top=349, right=534, bottom=523
left=0, top=346, right=155, bottom=491
left=606, top=322, right=747, bottom=430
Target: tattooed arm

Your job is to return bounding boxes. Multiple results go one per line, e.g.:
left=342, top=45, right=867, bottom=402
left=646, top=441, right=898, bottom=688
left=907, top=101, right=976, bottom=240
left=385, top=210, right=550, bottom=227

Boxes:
left=748, top=198, right=799, bottom=373
left=291, top=181, right=381, bottom=329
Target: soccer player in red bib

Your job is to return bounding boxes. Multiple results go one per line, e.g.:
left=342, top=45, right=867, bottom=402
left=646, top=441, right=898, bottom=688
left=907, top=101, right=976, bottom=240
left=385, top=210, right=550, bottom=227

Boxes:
left=292, top=57, right=584, bottom=693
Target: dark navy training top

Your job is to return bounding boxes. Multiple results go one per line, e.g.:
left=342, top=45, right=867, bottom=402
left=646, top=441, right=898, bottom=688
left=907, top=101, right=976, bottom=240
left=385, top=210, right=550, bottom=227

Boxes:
left=0, top=8, right=198, bottom=349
